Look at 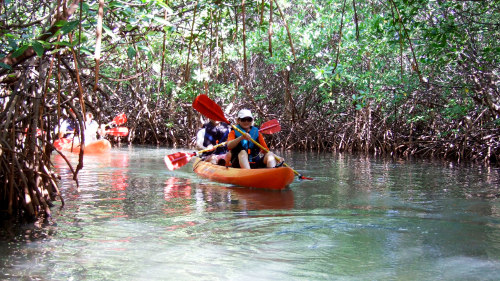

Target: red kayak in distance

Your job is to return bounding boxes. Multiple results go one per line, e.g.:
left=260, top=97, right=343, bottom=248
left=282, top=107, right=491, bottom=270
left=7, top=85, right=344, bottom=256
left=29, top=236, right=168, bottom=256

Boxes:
left=54, top=138, right=111, bottom=154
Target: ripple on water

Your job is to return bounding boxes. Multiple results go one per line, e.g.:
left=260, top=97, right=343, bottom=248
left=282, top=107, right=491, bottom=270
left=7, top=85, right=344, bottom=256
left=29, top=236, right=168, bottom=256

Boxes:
left=2, top=148, right=500, bottom=280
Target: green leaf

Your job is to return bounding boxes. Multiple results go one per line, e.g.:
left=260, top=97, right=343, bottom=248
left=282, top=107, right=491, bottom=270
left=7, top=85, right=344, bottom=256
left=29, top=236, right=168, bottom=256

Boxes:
left=79, top=47, right=93, bottom=55
left=32, top=41, right=45, bottom=57
left=127, top=47, right=136, bottom=59
left=54, top=20, right=67, bottom=27
left=0, top=62, right=12, bottom=70
left=60, top=20, right=79, bottom=34
left=8, top=38, right=18, bottom=50
left=81, top=1, right=90, bottom=12
left=153, top=16, right=171, bottom=26
left=313, top=68, right=323, bottom=79
left=103, top=24, right=119, bottom=41
left=52, top=41, right=73, bottom=47
left=109, top=1, right=126, bottom=8
left=11, top=45, right=29, bottom=58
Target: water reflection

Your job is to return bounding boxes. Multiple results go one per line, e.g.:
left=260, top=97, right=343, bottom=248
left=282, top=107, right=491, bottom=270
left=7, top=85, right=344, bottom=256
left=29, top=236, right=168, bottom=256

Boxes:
left=110, top=153, right=129, bottom=193
left=2, top=148, right=500, bottom=280
left=162, top=177, right=193, bottom=216
left=229, top=188, right=294, bottom=210
left=164, top=177, right=191, bottom=200
left=52, top=151, right=132, bottom=220
left=162, top=176, right=295, bottom=214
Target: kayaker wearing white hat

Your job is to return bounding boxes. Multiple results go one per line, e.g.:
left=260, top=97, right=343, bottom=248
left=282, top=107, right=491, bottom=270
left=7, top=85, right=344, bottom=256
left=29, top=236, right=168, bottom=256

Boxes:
left=226, top=109, right=278, bottom=169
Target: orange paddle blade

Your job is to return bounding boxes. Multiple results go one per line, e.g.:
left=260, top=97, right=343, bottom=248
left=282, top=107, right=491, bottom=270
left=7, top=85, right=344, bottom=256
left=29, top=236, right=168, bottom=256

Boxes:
left=259, top=119, right=281, bottom=134
left=106, top=127, right=129, bottom=136
left=113, top=114, right=127, bottom=126
left=54, top=138, right=72, bottom=150
left=192, top=95, right=230, bottom=124
left=164, top=152, right=195, bottom=171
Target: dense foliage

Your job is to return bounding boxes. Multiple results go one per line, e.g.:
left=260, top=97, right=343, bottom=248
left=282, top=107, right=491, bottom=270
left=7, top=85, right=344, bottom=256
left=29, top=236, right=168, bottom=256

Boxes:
left=0, top=0, right=498, bottom=220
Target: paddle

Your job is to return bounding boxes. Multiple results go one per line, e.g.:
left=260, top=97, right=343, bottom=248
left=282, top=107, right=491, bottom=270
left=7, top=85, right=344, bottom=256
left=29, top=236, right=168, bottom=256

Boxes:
left=192, top=94, right=313, bottom=180
left=54, top=138, right=72, bottom=151
left=106, top=113, right=127, bottom=127
left=165, top=119, right=281, bottom=171
left=257, top=119, right=281, bottom=134
left=106, top=127, right=129, bottom=137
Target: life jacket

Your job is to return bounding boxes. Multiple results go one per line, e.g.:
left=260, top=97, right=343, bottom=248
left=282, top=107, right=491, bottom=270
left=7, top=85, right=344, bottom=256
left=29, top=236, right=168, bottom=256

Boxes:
left=203, top=122, right=218, bottom=147
left=234, top=125, right=260, bottom=161
left=202, top=122, right=229, bottom=155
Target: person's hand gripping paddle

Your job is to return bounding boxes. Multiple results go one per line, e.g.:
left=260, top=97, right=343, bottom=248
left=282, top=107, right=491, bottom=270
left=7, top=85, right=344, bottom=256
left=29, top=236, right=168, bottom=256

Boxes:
left=192, top=94, right=313, bottom=180
left=164, top=119, right=281, bottom=171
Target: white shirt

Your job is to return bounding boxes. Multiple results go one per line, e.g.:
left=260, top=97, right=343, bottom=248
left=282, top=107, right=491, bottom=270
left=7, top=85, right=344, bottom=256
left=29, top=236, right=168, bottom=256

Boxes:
left=84, top=120, right=99, bottom=142
left=196, top=128, right=206, bottom=150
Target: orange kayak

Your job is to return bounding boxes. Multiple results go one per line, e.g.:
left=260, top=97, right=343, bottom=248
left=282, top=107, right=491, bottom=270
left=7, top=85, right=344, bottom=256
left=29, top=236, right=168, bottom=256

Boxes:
left=192, top=157, right=294, bottom=190
left=54, top=138, right=111, bottom=154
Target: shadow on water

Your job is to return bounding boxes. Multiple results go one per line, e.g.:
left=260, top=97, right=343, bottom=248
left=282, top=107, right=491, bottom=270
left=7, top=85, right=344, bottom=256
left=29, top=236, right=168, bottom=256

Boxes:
left=1, top=147, right=500, bottom=280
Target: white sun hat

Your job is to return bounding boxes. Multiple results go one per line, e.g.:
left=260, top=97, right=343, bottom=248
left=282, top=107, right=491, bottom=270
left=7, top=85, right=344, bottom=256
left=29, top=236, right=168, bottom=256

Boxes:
left=237, top=109, right=253, bottom=119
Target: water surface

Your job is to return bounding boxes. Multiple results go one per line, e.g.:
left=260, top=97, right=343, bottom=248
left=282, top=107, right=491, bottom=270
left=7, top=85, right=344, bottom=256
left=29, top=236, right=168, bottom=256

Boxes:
left=1, top=146, right=500, bottom=280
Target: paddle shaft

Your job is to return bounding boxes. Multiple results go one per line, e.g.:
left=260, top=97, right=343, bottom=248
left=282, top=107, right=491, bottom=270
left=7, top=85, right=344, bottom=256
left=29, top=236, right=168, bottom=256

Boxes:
left=230, top=124, right=310, bottom=179
left=196, top=141, right=228, bottom=156
left=230, top=125, right=269, bottom=154
left=194, top=120, right=278, bottom=157
left=168, top=120, right=279, bottom=166
left=105, top=120, right=118, bottom=128
left=192, top=94, right=312, bottom=179
left=170, top=141, right=227, bottom=162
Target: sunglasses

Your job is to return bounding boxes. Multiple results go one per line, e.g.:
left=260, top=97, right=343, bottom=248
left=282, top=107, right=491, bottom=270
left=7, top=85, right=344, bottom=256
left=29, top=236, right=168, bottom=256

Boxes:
left=240, top=117, right=253, bottom=122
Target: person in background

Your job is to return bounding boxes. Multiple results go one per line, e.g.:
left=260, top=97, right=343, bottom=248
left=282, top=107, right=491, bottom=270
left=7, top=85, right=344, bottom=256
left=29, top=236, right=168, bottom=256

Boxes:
left=57, top=109, right=79, bottom=140
left=84, top=112, right=105, bottom=142
left=226, top=109, right=280, bottom=169
left=196, top=119, right=230, bottom=165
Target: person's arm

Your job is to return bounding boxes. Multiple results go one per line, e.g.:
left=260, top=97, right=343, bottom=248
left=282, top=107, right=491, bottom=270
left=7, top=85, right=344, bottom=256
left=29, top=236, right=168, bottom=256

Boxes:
left=226, top=130, right=238, bottom=150
left=58, top=120, right=71, bottom=139
left=227, top=130, right=252, bottom=150
left=258, top=133, right=270, bottom=152
left=195, top=129, right=206, bottom=150
left=98, top=124, right=106, bottom=137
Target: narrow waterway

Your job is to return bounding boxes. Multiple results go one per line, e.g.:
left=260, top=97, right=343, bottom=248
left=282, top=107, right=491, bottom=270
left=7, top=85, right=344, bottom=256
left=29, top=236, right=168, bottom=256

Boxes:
left=1, top=146, right=500, bottom=280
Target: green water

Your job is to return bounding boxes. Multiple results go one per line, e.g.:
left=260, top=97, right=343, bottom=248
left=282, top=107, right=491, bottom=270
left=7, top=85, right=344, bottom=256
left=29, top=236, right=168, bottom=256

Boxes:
left=1, top=146, right=500, bottom=280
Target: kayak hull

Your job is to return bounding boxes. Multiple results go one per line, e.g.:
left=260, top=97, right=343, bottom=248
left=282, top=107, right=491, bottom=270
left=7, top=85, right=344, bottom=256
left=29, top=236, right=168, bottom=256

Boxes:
left=192, top=157, right=294, bottom=190
left=54, top=138, right=111, bottom=154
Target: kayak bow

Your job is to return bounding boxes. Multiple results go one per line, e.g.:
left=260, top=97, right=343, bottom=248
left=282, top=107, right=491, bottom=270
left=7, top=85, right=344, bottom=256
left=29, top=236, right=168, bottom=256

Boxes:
left=54, top=138, right=111, bottom=154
